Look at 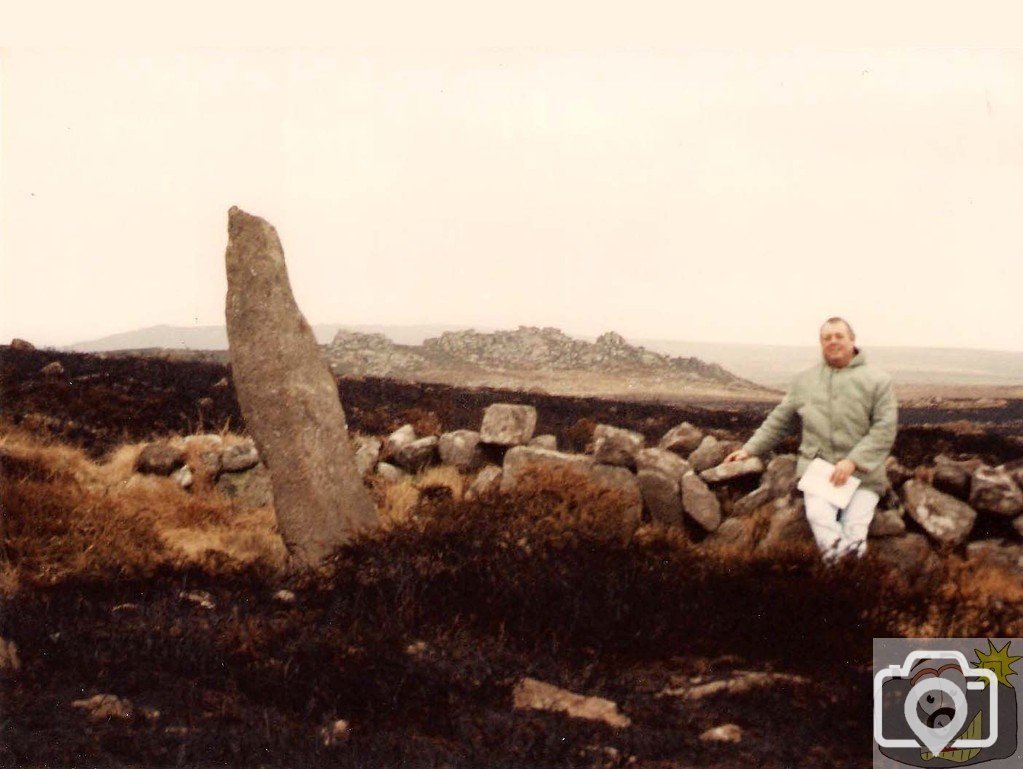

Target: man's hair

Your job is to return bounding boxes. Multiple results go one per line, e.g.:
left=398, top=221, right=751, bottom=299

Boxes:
left=820, top=316, right=856, bottom=340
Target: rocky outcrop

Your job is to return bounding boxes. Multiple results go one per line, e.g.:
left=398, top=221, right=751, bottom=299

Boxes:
left=224, top=207, right=378, bottom=568
left=420, top=326, right=750, bottom=384
left=323, top=330, right=429, bottom=377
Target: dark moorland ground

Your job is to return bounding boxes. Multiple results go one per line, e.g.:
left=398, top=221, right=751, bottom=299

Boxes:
left=1, top=346, right=1022, bottom=769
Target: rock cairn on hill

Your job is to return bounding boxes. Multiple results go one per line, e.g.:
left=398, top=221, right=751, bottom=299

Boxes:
left=423, top=327, right=744, bottom=383
left=224, top=207, right=378, bottom=569
left=320, top=325, right=754, bottom=387
left=324, top=330, right=428, bottom=377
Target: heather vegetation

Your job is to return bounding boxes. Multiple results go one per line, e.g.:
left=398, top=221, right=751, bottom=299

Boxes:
left=2, top=422, right=1022, bottom=768
left=1, top=346, right=1022, bottom=767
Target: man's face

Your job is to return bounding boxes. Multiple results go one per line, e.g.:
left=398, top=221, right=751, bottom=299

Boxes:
left=820, top=321, right=856, bottom=368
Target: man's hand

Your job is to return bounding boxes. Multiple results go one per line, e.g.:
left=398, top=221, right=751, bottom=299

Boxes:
left=830, top=459, right=857, bottom=486
left=724, top=449, right=751, bottom=463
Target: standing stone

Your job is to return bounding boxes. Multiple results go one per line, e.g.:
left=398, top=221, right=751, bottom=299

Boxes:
left=480, top=404, right=537, bottom=446
left=224, top=207, right=377, bottom=568
left=680, top=471, right=722, bottom=532
left=658, top=422, right=704, bottom=455
left=902, top=480, right=977, bottom=547
left=591, top=424, right=644, bottom=468
left=969, top=466, right=1023, bottom=517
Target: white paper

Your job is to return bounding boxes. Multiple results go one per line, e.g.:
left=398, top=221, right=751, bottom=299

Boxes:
left=796, top=457, right=861, bottom=508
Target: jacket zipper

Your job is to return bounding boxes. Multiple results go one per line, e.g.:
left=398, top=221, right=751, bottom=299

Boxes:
left=827, top=367, right=835, bottom=458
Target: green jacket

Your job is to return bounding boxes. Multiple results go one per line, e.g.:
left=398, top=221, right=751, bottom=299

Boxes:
left=742, top=351, right=898, bottom=494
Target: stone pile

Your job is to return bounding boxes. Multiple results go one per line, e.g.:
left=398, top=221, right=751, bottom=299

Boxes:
left=133, top=401, right=1023, bottom=579
left=134, top=435, right=270, bottom=507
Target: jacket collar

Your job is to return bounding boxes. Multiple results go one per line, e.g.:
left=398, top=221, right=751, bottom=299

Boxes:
left=822, top=350, right=865, bottom=371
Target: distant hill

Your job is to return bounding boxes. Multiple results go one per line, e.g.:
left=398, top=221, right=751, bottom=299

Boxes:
left=65, top=324, right=1023, bottom=387
left=637, top=339, right=1023, bottom=387
left=65, top=323, right=483, bottom=352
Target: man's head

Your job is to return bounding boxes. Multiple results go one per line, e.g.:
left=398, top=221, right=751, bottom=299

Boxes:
left=819, top=317, right=858, bottom=369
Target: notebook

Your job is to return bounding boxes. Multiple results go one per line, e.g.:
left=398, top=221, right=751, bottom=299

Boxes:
left=796, top=457, right=861, bottom=508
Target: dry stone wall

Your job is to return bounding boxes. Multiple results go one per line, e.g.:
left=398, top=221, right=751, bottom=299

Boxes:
left=131, top=401, right=1023, bottom=579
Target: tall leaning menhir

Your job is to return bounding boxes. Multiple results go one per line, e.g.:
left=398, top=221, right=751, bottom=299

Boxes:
left=224, top=206, right=378, bottom=569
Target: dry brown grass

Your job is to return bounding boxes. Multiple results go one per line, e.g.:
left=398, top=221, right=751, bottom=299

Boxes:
left=0, top=426, right=286, bottom=594
left=371, top=465, right=469, bottom=529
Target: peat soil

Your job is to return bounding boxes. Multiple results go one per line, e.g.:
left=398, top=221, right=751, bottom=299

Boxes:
left=2, top=346, right=1022, bottom=467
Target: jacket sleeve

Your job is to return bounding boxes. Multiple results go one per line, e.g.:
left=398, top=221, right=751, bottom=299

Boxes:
left=845, top=376, right=898, bottom=473
left=742, top=388, right=799, bottom=458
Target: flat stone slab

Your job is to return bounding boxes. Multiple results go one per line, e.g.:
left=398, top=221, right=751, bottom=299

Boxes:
left=699, top=457, right=764, bottom=484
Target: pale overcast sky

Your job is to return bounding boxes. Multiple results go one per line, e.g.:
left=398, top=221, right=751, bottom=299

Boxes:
left=2, top=3, right=1022, bottom=351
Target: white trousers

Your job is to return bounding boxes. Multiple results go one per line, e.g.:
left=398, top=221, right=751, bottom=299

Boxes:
left=803, top=488, right=880, bottom=562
